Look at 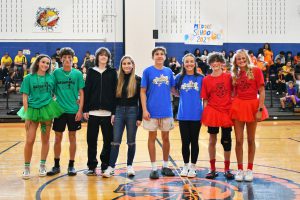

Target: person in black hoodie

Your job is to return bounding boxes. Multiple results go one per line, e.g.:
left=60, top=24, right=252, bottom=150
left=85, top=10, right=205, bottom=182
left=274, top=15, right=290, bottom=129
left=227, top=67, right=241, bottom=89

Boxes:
left=83, top=47, right=117, bottom=175
left=102, top=55, right=142, bottom=178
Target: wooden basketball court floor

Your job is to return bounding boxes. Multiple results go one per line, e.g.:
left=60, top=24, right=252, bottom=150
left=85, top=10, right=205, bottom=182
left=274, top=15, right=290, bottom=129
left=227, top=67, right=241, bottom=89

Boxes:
left=0, top=121, right=300, bottom=200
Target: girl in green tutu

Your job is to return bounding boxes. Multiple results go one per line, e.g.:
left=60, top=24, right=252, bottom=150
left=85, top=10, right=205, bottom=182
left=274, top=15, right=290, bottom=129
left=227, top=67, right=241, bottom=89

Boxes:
left=17, top=54, right=64, bottom=179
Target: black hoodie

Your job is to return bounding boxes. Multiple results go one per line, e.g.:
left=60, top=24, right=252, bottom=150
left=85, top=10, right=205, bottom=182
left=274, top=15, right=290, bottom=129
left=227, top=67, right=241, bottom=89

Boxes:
left=83, top=66, right=117, bottom=114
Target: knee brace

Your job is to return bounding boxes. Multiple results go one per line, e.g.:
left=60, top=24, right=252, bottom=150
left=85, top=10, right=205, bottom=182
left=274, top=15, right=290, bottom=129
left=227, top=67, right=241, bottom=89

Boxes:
left=221, top=129, right=232, bottom=151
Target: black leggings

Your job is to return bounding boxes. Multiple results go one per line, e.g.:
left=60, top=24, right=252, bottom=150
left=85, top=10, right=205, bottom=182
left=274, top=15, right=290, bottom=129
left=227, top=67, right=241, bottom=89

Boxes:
left=179, top=120, right=201, bottom=164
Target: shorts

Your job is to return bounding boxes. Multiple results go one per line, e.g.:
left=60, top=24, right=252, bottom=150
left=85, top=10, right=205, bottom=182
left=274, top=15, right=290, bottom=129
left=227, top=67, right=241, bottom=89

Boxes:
left=143, top=117, right=174, bottom=131
left=53, top=113, right=81, bottom=132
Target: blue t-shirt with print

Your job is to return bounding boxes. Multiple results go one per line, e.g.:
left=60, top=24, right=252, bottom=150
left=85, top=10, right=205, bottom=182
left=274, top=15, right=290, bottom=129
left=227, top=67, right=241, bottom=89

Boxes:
left=141, top=66, right=175, bottom=118
left=175, top=74, right=204, bottom=121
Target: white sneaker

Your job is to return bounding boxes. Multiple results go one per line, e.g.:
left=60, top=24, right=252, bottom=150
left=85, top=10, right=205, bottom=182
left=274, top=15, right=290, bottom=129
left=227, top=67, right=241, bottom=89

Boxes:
left=22, top=166, right=30, bottom=180
left=39, top=164, right=47, bottom=177
left=187, top=166, right=197, bottom=178
left=244, top=170, right=253, bottom=182
left=102, top=166, right=115, bottom=178
left=235, top=170, right=244, bottom=181
left=180, top=165, right=189, bottom=177
left=127, top=165, right=135, bottom=176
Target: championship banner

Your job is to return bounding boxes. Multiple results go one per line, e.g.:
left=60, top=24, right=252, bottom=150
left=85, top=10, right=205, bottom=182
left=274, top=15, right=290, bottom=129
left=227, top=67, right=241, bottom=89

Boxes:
left=184, top=23, right=224, bottom=45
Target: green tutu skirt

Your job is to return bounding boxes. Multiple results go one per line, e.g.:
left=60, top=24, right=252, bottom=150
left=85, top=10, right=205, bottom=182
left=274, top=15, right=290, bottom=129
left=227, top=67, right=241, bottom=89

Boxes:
left=17, top=99, right=64, bottom=122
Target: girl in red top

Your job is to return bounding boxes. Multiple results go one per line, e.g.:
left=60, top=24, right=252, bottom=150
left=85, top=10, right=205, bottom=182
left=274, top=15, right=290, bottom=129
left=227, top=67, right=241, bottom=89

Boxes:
left=201, top=52, right=234, bottom=180
left=231, top=49, right=268, bottom=182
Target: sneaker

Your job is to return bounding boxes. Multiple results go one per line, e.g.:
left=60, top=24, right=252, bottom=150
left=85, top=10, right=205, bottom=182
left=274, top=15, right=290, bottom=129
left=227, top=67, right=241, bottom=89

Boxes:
left=224, top=170, right=234, bottom=180
left=235, top=170, right=244, bottom=181
left=161, top=167, right=175, bottom=176
left=67, top=167, right=77, bottom=176
left=22, top=166, right=30, bottom=180
left=244, top=170, right=253, bottom=182
left=102, top=166, right=115, bottom=178
left=127, top=166, right=135, bottom=176
left=180, top=165, right=189, bottom=177
left=149, top=170, right=159, bottom=179
left=39, top=164, right=47, bottom=177
left=187, top=167, right=197, bottom=178
left=279, top=108, right=285, bottom=112
left=86, top=169, right=97, bottom=176
left=47, top=166, right=60, bottom=176
left=205, top=170, right=218, bottom=179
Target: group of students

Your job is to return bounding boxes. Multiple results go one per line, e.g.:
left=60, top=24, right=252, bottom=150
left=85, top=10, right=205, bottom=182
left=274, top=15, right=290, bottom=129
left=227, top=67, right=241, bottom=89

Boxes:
left=18, top=46, right=268, bottom=183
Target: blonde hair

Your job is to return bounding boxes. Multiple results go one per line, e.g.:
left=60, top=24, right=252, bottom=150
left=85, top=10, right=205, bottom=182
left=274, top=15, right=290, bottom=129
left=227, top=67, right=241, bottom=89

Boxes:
left=231, top=49, right=254, bottom=85
left=116, top=55, right=137, bottom=98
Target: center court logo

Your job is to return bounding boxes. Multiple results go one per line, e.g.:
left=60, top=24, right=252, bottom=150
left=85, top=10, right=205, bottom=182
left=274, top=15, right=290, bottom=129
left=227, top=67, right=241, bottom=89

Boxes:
left=112, top=167, right=300, bottom=200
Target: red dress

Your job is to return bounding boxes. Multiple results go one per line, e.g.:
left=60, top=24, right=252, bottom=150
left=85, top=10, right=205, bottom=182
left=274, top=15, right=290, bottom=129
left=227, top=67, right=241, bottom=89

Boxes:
left=230, top=67, right=269, bottom=122
left=201, top=73, right=233, bottom=127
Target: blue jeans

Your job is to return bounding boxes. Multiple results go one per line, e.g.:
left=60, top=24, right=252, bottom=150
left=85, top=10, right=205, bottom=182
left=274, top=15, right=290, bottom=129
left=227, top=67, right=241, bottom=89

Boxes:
left=109, top=106, right=138, bottom=168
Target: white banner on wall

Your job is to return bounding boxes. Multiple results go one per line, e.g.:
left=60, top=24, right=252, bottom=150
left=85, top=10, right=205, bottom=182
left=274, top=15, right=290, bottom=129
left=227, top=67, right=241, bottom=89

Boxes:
left=183, top=23, right=224, bottom=45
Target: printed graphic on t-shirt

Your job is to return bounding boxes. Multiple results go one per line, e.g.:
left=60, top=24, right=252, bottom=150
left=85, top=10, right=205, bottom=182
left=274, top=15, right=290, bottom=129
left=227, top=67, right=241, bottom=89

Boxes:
left=215, top=82, right=228, bottom=98
left=237, top=77, right=251, bottom=91
left=181, top=80, right=199, bottom=92
left=153, top=74, right=169, bottom=86
left=57, top=78, right=75, bottom=90
left=32, top=82, right=49, bottom=93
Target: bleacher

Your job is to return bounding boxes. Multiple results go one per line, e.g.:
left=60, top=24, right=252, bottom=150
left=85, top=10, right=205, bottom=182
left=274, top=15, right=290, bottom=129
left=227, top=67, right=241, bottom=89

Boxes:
left=0, top=85, right=300, bottom=123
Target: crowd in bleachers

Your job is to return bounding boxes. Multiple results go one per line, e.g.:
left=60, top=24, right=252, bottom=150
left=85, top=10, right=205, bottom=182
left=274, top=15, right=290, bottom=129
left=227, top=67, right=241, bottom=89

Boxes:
left=1, top=43, right=300, bottom=111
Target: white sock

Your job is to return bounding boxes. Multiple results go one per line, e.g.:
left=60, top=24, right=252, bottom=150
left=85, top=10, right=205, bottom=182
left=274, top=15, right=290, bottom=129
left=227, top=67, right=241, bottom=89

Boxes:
left=151, top=162, right=157, bottom=171
left=184, top=163, right=189, bottom=167
left=162, top=161, right=169, bottom=168
left=190, top=163, right=196, bottom=169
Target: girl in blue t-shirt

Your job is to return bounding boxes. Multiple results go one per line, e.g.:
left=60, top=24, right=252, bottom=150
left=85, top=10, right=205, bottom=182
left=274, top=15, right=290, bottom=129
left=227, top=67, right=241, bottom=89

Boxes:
left=17, top=54, right=63, bottom=179
left=175, top=53, right=203, bottom=178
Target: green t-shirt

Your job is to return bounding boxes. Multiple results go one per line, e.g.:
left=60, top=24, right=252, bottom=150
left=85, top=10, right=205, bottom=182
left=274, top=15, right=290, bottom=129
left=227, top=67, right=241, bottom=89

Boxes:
left=53, top=68, right=85, bottom=114
left=20, top=73, right=54, bottom=109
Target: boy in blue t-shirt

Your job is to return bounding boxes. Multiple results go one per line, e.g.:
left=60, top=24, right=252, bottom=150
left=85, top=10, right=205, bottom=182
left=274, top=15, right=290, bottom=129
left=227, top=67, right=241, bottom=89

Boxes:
left=141, top=47, right=176, bottom=179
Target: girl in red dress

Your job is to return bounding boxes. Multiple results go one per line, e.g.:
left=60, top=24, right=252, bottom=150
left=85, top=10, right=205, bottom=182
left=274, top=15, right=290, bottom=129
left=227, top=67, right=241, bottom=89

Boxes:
left=231, top=49, right=268, bottom=182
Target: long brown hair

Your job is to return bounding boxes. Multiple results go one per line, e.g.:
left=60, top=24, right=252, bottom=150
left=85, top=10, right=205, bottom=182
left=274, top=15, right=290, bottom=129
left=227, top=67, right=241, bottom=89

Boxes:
left=232, top=49, right=254, bottom=85
left=116, top=55, right=136, bottom=98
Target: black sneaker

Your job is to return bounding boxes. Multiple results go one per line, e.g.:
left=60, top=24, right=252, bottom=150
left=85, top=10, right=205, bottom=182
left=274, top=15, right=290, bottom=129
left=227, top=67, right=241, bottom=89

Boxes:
left=47, top=167, right=60, bottom=176
left=205, top=170, right=218, bottom=179
left=149, top=170, right=159, bottom=179
left=224, top=170, right=234, bottom=180
left=86, top=169, right=97, bottom=176
left=68, top=167, right=77, bottom=176
left=161, top=167, right=175, bottom=176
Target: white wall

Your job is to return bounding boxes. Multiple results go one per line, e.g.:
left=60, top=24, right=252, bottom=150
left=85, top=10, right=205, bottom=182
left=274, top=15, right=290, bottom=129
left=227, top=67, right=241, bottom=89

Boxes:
left=0, top=0, right=123, bottom=42
left=155, top=0, right=300, bottom=43
left=125, top=0, right=155, bottom=76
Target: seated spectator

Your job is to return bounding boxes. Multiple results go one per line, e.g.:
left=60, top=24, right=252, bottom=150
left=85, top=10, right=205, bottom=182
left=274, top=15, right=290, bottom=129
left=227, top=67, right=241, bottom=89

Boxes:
left=4, top=71, right=20, bottom=94
left=14, top=50, right=27, bottom=78
left=194, top=48, right=201, bottom=62
left=285, top=51, right=293, bottom=63
left=270, top=58, right=283, bottom=89
left=0, top=65, right=9, bottom=87
left=30, top=53, right=40, bottom=64
left=282, top=60, right=293, bottom=76
left=276, top=69, right=286, bottom=95
left=257, top=48, right=267, bottom=71
left=1, top=52, right=13, bottom=69
left=227, top=50, right=234, bottom=66
left=274, top=51, right=285, bottom=65
left=52, top=48, right=62, bottom=67
left=280, top=81, right=300, bottom=111
left=248, top=50, right=258, bottom=66
left=169, top=57, right=181, bottom=75
left=51, top=56, right=59, bottom=71
left=73, top=53, right=79, bottom=69
left=82, top=55, right=95, bottom=69
left=293, top=52, right=300, bottom=80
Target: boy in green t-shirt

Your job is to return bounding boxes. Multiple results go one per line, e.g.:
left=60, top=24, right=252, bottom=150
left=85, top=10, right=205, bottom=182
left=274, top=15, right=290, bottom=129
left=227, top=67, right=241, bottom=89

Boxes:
left=47, top=47, right=85, bottom=176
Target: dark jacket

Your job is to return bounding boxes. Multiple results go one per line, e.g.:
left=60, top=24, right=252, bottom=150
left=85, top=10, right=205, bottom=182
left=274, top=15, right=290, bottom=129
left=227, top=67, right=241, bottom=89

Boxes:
left=83, top=66, right=117, bottom=114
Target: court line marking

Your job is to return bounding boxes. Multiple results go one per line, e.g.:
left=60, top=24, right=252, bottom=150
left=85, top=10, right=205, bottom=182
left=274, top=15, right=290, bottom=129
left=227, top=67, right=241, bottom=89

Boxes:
left=35, top=159, right=300, bottom=200
left=0, top=141, right=21, bottom=155
left=288, top=138, right=300, bottom=143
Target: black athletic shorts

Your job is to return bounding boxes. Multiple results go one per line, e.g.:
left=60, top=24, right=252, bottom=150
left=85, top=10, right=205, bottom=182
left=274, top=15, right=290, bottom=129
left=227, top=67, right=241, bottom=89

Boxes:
left=53, top=113, right=81, bottom=132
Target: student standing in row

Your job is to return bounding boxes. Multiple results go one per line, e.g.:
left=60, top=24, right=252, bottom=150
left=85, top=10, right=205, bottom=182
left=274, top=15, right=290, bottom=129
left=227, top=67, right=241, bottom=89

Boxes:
left=141, top=47, right=176, bottom=179
left=83, top=47, right=117, bottom=175
left=47, top=47, right=85, bottom=176
left=102, top=55, right=142, bottom=178
left=201, top=52, right=234, bottom=180
left=175, top=53, right=203, bottom=178
left=18, top=54, right=64, bottom=179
